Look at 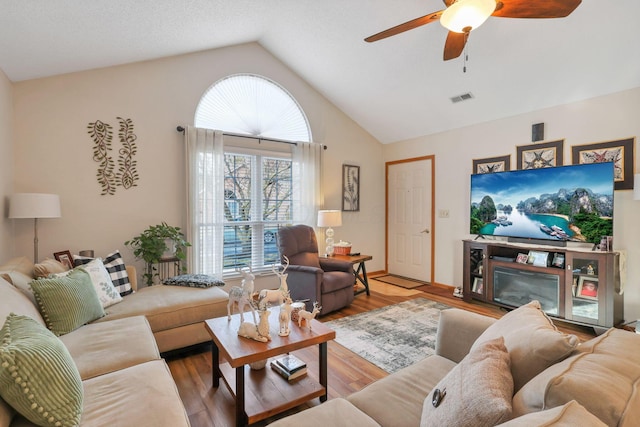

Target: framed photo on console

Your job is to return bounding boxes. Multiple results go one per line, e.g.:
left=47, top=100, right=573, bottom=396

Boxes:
left=472, top=277, right=484, bottom=294
left=54, top=250, right=74, bottom=270
left=577, top=276, right=599, bottom=300
left=528, top=250, right=549, bottom=267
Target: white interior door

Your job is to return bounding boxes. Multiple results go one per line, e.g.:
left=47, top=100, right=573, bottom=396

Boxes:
left=387, top=158, right=433, bottom=282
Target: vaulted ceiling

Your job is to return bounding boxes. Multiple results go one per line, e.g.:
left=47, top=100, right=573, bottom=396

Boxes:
left=2, top=0, right=639, bottom=143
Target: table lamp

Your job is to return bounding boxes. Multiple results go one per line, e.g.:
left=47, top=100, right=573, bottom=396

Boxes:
left=317, top=209, right=342, bottom=256
left=9, top=193, right=61, bottom=263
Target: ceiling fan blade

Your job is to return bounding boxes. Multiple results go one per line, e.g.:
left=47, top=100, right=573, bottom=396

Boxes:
left=365, top=11, right=444, bottom=42
left=443, top=31, right=468, bottom=61
left=492, top=0, right=582, bottom=19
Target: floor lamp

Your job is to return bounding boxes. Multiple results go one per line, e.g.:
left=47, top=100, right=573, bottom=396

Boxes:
left=317, top=209, right=342, bottom=256
left=9, top=193, right=61, bottom=263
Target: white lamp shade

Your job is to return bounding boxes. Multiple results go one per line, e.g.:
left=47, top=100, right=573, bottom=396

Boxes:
left=440, top=0, right=496, bottom=33
left=634, top=175, right=640, bottom=200
left=9, top=193, right=61, bottom=219
left=317, top=210, right=342, bottom=227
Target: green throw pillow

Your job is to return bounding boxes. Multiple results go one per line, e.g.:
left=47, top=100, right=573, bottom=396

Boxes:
left=30, top=269, right=105, bottom=336
left=0, top=314, right=83, bottom=427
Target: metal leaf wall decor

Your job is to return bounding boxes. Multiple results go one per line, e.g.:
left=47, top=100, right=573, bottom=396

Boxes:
left=116, top=117, right=139, bottom=189
left=87, top=117, right=139, bottom=195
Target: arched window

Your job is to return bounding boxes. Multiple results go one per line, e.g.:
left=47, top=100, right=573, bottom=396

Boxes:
left=195, top=73, right=311, bottom=142
left=190, top=74, right=319, bottom=274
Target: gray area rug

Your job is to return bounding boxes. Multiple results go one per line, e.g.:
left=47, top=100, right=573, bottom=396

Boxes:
left=324, top=298, right=450, bottom=373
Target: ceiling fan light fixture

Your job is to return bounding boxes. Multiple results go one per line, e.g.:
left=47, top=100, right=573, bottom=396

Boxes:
left=440, top=0, right=496, bottom=33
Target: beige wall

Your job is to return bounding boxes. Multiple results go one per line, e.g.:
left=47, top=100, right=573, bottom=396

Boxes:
left=0, top=69, right=13, bottom=260
left=11, top=43, right=385, bottom=288
left=384, top=87, right=640, bottom=321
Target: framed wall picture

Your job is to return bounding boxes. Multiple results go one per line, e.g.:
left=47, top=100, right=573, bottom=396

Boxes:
left=577, top=276, right=599, bottom=301
left=54, top=250, right=74, bottom=270
left=472, top=155, right=511, bottom=174
left=342, top=164, right=360, bottom=211
left=517, top=140, right=564, bottom=170
left=571, top=138, right=635, bottom=190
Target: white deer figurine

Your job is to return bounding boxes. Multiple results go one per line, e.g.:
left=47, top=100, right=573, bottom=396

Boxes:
left=258, top=256, right=290, bottom=310
left=297, top=301, right=322, bottom=329
left=237, top=308, right=271, bottom=342
left=227, top=266, right=257, bottom=323
left=278, top=294, right=293, bottom=337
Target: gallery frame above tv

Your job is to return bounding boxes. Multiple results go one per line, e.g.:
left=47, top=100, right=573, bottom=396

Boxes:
left=470, top=162, right=614, bottom=245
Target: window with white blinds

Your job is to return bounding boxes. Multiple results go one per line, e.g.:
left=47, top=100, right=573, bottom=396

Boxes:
left=194, top=74, right=313, bottom=273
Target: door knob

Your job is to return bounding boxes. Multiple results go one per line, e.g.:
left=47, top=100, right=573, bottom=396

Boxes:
left=421, top=228, right=430, bottom=234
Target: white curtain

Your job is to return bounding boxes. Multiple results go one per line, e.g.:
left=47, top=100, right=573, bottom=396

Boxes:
left=292, top=142, right=323, bottom=226
left=185, top=127, right=225, bottom=276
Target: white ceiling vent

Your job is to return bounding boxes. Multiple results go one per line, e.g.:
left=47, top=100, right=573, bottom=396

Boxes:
left=450, top=92, right=474, bottom=103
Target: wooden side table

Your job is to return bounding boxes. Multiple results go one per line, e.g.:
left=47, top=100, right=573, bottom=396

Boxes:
left=331, top=254, right=372, bottom=296
left=205, top=310, right=335, bottom=426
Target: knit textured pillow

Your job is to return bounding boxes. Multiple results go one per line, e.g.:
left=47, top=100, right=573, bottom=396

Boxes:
left=163, top=274, right=225, bottom=288
left=0, top=314, right=83, bottom=427
left=470, top=300, right=579, bottom=392
left=420, top=336, right=513, bottom=427
left=30, top=269, right=105, bottom=336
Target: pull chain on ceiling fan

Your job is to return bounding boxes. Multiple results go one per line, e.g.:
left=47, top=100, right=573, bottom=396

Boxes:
left=365, top=0, right=582, bottom=61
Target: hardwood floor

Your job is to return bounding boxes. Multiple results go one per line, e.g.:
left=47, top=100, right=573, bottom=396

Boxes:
left=166, top=279, right=596, bottom=427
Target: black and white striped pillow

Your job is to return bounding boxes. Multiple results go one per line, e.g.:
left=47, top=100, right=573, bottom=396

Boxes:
left=73, top=250, right=133, bottom=296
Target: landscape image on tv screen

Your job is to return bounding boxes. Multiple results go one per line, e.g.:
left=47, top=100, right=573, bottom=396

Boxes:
left=470, top=162, right=614, bottom=244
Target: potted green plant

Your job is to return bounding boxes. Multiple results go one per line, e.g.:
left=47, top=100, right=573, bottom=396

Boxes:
left=125, top=222, right=191, bottom=285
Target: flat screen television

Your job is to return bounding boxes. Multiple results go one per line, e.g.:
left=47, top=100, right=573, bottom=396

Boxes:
left=470, top=162, right=614, bottom=244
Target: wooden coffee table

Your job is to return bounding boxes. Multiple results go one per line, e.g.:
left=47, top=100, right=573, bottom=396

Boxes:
left=205, top=309, right=336, bottom=426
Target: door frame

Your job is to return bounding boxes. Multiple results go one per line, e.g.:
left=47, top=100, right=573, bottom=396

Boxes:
left=385, top=155, right=436, bottom=284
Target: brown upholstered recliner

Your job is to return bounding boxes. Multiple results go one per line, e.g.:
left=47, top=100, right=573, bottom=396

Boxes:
left=277, top=224, right=355, bottom=315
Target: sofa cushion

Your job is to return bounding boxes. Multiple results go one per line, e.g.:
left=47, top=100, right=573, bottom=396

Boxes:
left=348, top=354, right=456, bottom=427
left=74, top=250, right=132, bottom=296
left=421, top=337, right=513, bottom=427
left=0, top=314, right=83, bottom=427
left=0, top=257, right=37, bottom=305
left=0, top=277, right=45, bottom=327
left=499, top=400, right=606, bottom=426
left=59, top=316, right=160, bottom=380
left=33, top=258, right=68, bottom=278
left=512, top=328, right=640, bottom=427
left=30, top=269, right=105, bottom=336
left=0, top=257, right=34, bottom=278
left=93, top=284, right=228, bottom=332
left=55, top=258, right=122, bottom=308
left=471, top=300, right=579, bottom=392
left=79, top=360, right=189, bottom=426
left=268, top=398, right=379, bottom=427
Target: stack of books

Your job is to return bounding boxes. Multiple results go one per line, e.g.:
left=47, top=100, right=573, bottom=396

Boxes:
left=270, top=354, right=307, bottom=381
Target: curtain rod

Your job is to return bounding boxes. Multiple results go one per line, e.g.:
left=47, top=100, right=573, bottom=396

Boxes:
left=176, top=126, right=327, bottom=150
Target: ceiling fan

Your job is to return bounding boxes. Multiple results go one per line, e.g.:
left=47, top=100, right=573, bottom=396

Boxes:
left=365, top=0, right=582, bottom=61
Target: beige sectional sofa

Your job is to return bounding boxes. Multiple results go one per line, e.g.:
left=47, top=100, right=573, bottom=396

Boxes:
left=271, top=301, right=640, bottom=427
left=0, top=256, right=230, bottom=427
left=0, top=256, right=229, bottom=353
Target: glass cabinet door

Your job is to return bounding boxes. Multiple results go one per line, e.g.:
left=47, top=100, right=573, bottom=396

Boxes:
left=566, top=255, right=601, bottom=325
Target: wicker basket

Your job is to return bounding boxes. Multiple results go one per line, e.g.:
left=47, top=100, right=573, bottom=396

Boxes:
left=333, top=242, right=352, bottom=255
